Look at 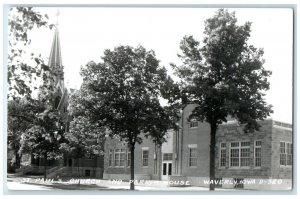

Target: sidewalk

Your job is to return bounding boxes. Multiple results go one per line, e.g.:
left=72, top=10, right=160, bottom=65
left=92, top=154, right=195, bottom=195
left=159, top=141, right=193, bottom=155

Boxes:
left=6, top=175, right=234, bottom=191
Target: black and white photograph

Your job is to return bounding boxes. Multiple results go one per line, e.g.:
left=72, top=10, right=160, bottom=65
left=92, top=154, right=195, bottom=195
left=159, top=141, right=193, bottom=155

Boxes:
left=2, top=2, right=295, bottom=195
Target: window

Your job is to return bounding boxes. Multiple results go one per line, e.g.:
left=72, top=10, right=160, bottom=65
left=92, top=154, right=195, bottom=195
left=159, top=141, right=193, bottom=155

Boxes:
left=114, top=149, right=125, bottom=167
left=108, top=149, right=113, bottom=167
left=280, top=142, right=292, bottom=166
left=230, top=141, right=250, bottom=167
left=280, top=142, right=286, bottom=166
left=54, top=96, right=61, bottom=109
left=120, top=149, right=125, bottom=166
left=188, top=147, right=197, bottom=167
left=163, top=153, right=173, bottom=161
left=127, top=151, right=131, bottom=167
left=189, top=121, right=198, bottom=128
left=287, top=143, right=292, bottom=166
left=254, top=141, right=262, bottom=167
left=114, top=149, right=120, bottom=166
left=230, top=142, right=240, bottom=167
left=142, top=150, right=149, bottom=167
left=240, top=141, right=250, bottom=167
left=219, top=143, right=226, bottom=167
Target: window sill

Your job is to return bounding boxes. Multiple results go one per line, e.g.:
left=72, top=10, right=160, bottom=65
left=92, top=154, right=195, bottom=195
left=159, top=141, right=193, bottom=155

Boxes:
left=229, top=167, right=251, bottom=169
left=280, top=165, right=292, bottom=168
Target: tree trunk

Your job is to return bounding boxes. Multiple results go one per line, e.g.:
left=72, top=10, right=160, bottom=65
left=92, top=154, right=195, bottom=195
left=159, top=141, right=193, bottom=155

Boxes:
left=130, top=143, right=135, bottom=190
left=78, top=158, right=81, bottom=185
left=209, top=123, right=217, bottom=191
left=15, top=150, right=21, bottom=169
left=43, top=153, right=47, bottom=181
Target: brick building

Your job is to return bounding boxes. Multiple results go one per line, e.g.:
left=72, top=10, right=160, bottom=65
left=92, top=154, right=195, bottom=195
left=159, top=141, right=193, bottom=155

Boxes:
left=103, top=104, right=293, bottom=190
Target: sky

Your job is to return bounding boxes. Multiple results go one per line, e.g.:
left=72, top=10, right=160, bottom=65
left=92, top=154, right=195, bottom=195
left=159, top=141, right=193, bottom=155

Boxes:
left=11, top=7, right=293, bottom=124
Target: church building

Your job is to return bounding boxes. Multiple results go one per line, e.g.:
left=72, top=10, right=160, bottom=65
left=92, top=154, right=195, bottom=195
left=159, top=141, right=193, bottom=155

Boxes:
left=103, top=104, right=293, bottom=190
left=16, top=24, right=104, bottom=179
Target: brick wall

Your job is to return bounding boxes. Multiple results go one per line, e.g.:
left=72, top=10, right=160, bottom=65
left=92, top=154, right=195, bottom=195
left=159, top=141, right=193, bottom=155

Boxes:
left=103, top=102, right=293, bottom=185
left=57, top=167, right=103, bottom=178
left=179, top=104, right=293, bottom=181
left=180, top=104, right=210, bottom=178
left=103, top=135, right=161, bottom=180
left=271, top=124, right=292, bottom=179
left=215, top=120, right=272, bottom=179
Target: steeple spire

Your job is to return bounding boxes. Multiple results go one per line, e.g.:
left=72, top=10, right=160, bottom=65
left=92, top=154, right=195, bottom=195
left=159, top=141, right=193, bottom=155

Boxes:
left=48, top=10, right=64, bottom=92
left=55, top=9, right=60, bottom=26
left=49, top=9, right=62, bottom=69
left=48, top=27, right=62, bottom=69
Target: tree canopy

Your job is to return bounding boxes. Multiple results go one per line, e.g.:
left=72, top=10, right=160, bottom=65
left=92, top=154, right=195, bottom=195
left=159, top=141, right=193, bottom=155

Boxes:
left=77, top=45, right=176, bottom=189
left=18, top=95, right=66, bottom=179
left=60, top=90, right=105, bottom=161
left=80, top=45, right=176, bottom=145
left=173, top=9, right=273, bottom=131
left=7, top=98, right=40, bottom=169
left=172, top=9, right=273, bottom=190
left=8, top=7, right=54, bottom=100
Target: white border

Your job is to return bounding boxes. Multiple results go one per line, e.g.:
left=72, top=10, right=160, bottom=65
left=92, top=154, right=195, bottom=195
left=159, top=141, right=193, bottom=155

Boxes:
left=1, top=1, right=299, bottom=199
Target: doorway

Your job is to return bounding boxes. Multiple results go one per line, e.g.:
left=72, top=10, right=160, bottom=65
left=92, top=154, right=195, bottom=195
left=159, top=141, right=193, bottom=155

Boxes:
left=161, top=161, right=172, bottom=181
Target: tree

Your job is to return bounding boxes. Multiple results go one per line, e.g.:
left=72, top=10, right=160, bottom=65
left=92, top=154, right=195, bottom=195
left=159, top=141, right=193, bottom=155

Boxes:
left=18, top=71, right=67, bottom=180
left=78, top=45, right=176, bottom=190
left=8, top=7, right=54, bottom=100
left=60, top=116, right=104, bottom=178
left=7, top=98, right=38, bottom=170
left=19, top=98, right=65, bottom=180
left=172, top=9, right=273, bottom=190
left=60, top=90, right=105, bottom=181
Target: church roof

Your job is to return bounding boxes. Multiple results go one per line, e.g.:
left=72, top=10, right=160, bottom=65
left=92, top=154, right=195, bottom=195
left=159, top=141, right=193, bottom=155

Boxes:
left=48, top=27, right=62, bottom=69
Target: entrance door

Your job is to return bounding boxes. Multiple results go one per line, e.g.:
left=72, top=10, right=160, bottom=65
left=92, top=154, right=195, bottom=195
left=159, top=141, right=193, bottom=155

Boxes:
left=161, top=161, right=172, bottom=180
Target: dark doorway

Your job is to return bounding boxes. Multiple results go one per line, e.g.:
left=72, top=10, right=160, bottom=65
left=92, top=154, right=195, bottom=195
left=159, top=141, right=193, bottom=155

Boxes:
left=163, top=163, right=167, bottom=175
left=168, top=163, right=172, bottom=175
left=85, top=170, right=91, bottom=177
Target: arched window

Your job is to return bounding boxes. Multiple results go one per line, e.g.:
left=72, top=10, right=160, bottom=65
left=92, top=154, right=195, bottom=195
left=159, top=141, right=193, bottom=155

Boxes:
left=54, top=96, right=61, bottom=109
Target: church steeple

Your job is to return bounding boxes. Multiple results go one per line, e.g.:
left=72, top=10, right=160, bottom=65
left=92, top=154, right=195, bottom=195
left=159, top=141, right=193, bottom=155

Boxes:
left=48, top=26, right=64, bottom=93
left=47, top=10, right=68, bottom=111
left=48, top=27, right=62, bottom=70
left=48, top=10, right=64, bottom=93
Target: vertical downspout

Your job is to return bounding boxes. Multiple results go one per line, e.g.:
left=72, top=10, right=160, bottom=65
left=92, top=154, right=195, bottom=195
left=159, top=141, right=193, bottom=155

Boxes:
left=179, top=108, right=184, bottom=175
